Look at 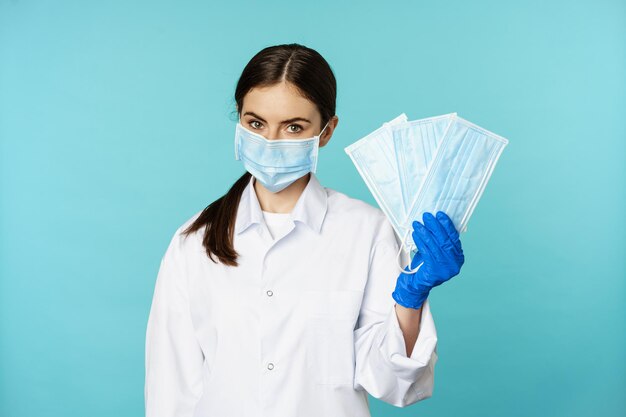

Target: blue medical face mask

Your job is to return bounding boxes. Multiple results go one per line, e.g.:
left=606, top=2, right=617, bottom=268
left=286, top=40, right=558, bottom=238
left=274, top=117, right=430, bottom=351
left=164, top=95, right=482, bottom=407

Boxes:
left=234, top=120, right=330, bottom=193
left=345, top=113, right=508, bottom=274
left=391, top=113, right=457, bottom=214
left=343, top=113, right=409, bottom=240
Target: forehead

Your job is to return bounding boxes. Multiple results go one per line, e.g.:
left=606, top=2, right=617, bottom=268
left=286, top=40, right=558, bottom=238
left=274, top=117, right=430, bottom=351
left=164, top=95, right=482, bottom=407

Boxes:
left=242, top=82, right=318, bottom=121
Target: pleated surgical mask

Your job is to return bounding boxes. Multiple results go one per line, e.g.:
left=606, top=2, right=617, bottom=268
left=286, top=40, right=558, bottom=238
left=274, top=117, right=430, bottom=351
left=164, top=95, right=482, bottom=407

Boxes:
left=344, top=113, right=409, bottom=239
left=391, top=113, right=457, bottom=215
left=235, top=120, right=330, bottom=193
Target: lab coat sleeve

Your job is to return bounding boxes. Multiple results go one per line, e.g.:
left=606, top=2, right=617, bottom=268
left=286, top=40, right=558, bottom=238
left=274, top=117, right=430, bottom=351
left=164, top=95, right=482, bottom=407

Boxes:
left=145, top=227, right=204, bottom=417
left=353, top=218, right=438, bottom=407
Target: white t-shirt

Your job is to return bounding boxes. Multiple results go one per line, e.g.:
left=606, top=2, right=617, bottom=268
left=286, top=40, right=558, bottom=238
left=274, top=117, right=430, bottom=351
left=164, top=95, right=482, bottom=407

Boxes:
left=261, top=210, right=293, bottom=241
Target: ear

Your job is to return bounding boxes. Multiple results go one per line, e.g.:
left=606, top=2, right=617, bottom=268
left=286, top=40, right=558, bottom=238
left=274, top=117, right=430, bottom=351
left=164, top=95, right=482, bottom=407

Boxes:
left=319, top=115, right=339, bottom=148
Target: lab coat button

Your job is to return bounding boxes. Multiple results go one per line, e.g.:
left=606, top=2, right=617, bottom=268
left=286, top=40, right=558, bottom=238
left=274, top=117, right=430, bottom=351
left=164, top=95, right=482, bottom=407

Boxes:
left=267, top=362, right=274, bottom=370
left=266, top=290, right=273, bottom=297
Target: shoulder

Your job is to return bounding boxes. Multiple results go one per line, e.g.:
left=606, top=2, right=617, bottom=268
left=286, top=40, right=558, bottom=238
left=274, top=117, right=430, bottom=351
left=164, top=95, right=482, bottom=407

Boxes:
left=324, top=186, right=395, bottom=243
left=163, top=208, right=205, bottom=258
left=326, top=186, right=383, bottom=217
left=178, top=208, right=205, bottom=235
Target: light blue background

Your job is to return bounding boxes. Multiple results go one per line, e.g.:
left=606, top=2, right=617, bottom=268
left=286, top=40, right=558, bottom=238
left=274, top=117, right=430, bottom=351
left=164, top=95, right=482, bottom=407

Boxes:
left=1, top=1, right=624, bottom=416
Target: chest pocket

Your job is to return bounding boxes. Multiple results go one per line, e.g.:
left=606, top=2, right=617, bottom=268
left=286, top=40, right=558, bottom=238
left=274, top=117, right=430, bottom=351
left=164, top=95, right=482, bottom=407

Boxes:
left=303, top=289, right=363, bottom=385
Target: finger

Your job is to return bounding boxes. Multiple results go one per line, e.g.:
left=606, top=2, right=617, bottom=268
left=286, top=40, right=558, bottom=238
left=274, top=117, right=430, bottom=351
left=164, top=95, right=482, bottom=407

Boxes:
left=412, top=221, right=435, bottom=254
left=411, top=233, right=435, bottom=268
left=410, top=250, right=424, bottom=270
left=412, top=221, right=445, bottom=262
left=436, top=211, right=462, bottom=252
left=423, top=212, right=452, bottom=249
left=410, top=223, right=432, bottom=257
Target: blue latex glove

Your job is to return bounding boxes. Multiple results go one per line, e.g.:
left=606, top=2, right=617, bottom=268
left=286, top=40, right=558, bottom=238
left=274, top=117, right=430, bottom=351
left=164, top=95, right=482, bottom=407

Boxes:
left=392, top=211, right=465, bottom=309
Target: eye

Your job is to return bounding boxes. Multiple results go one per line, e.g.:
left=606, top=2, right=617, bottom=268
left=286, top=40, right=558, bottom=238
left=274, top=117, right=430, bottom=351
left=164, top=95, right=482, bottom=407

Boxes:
left=248, top=120, right=263, bottom=130
left=288, top=124, right=303, bottom=133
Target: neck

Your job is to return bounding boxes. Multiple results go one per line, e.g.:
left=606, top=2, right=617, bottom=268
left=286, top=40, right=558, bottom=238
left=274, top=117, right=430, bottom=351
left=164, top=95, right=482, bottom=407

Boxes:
left=254, top=174, right=311, bottom=213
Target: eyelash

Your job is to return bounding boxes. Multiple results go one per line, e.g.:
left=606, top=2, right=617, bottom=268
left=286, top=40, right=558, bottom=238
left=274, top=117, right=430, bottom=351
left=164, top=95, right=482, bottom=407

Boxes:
left=248, top=120, right=303, bottom=133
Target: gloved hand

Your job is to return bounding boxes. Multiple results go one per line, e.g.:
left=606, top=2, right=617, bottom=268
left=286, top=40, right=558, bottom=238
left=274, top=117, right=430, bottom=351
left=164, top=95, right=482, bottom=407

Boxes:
left=392, top=211, right=465, bottom=309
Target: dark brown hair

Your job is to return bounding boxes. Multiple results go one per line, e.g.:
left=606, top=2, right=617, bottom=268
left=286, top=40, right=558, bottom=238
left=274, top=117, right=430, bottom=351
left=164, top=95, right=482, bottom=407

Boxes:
left=181, top=43, right=337, bottom=266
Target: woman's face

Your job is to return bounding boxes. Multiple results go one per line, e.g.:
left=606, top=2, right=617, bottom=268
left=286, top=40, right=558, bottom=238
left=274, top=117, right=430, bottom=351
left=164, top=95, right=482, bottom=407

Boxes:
left=238, top=81, right=336, bottom=147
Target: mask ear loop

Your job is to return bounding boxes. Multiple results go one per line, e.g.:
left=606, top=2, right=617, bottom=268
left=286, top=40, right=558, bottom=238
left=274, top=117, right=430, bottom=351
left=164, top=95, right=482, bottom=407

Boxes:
left=311, top=121, right=329, bottom=174
left=396, top=225, right=424, bottom=275
left=318, top=120, right=330, bottom=138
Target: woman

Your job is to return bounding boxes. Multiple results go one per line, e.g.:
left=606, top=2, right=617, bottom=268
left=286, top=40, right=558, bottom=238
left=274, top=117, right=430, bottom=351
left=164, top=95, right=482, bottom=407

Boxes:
left=144, top=43, right=464, bottom=417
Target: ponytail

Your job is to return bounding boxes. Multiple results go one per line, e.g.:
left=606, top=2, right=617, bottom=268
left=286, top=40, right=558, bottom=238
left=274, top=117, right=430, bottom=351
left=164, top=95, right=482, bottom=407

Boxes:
left=181, top=172, right=252, bottom=266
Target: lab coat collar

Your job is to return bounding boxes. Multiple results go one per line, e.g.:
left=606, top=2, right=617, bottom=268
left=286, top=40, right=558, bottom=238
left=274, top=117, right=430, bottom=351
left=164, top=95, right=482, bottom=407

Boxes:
left=235, top=173, right=328, bottom=235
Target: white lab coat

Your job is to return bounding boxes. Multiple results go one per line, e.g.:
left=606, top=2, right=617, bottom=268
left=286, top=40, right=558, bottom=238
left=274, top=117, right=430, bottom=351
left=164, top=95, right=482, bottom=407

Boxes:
left=145, top=173, right=438, bottom=417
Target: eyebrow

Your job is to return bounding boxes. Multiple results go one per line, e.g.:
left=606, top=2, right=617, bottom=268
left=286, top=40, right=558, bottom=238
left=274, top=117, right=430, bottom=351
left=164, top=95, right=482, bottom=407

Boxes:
left=243, top=111, right=312, bottom=125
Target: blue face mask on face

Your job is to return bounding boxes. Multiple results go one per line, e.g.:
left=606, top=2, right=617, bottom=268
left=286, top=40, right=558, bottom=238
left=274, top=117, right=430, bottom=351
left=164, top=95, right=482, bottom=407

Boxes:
left=234, top=120, right=330, bottom=193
